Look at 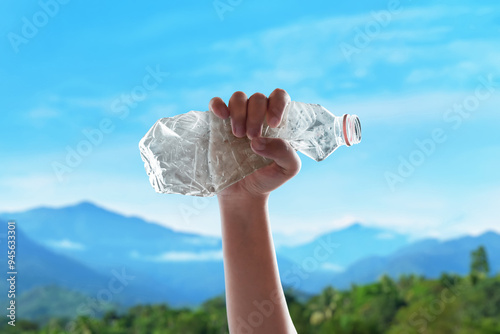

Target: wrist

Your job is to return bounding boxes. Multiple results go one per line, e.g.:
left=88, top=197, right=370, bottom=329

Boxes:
left=217, top=193, right=269, bottom=226
left=217, top=192, right=269, bottom=206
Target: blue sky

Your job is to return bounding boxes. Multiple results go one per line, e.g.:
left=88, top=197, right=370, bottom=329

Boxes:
left=1, top=0, right=499, bottom=244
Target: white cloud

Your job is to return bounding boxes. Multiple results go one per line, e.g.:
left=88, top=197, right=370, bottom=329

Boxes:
left=186, top=4, right=500, bottom=97
left=149, top=250, right=223, bottom=262
left=48, top=239, right=85, bottom=250
left=271, top=215, right=363, bottom=246
left=136, top=103, right=179, bottom=126
left=63, top=96, right=115, bottom=111
left=353, top=185, right=500, bottom=241
left=334, top=90, right=500, bottom=123
left=0, top=175, right=57, bottom=195
left=24, top=107, right=61, bottom=128
left=27, top=107, right=59, bottom=119
left=182, top=237, right=220, bottom=246
left=376, top=232, right=396, bottom=240
left=321, top=262, right=345, bottom=273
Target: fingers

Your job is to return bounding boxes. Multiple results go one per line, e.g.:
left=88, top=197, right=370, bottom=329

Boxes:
left=251, top=137, right=301, bottom=177
left=267, top=88, right=290, bottom=128
left=228, top=91, right=248, bottom=138
left=209, top=97, right=230, bottom=119
left=246, top=93, right=267, bottom=139
left=209, top=89, right=289, bottom=138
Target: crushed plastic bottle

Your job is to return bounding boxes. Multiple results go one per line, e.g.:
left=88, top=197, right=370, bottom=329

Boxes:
left=139, top=101, right=361, bottom=197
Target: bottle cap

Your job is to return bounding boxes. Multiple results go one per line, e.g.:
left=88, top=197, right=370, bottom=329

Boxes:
left=343, top=114, right=362, bottom=146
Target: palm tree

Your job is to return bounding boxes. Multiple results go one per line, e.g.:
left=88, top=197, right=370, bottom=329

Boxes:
left=307, top=286, right=340, bottom=326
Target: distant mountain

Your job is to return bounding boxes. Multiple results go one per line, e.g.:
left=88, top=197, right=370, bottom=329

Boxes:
left=0, top=219, right=164, bottom=309
left=329, top=231, right=500, bottom=289
left=3, top=202, right=499, bottom=308
left=0, top=203, right=224, bottom=306
left=0, top=219, right=107, bottom=294
left=1, top=203, right=307, bottom=306
left=0, top=201, right=222, bottom=268
left=278, top=223, right=411, bottom=273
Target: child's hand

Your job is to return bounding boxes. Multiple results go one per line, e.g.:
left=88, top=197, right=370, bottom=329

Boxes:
left=209, top=88, right=301, bottom=200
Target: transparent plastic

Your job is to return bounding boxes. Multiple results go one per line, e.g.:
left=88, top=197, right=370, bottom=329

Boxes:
left=139, top=101, right=361, bottom=197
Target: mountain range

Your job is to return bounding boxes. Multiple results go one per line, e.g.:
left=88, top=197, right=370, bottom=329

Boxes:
left=1, top=202, right=499, bottom=321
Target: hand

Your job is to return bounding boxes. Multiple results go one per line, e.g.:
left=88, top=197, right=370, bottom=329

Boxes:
left=209, top=88, right=301, bottom=200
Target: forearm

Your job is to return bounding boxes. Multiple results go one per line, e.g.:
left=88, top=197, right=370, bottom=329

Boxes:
left=218, top=194, right=296, bottom=334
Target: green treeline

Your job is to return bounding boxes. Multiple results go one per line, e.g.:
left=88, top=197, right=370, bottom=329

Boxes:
left=3, top=246, right=500, bottom=333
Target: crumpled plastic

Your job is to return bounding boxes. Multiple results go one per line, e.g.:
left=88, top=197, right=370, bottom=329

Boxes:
left=139, top=102, right=359, bottom=197
left=139, top=110, right=271, bottom=197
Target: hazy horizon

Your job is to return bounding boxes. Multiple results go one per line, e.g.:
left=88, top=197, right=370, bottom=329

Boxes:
left=2, top=199, right=498, bottom=248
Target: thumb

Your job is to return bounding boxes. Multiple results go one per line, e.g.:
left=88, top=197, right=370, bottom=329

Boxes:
left=251, top=137, right=301, bottom=177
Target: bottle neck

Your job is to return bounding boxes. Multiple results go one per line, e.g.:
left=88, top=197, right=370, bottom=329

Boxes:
left=339, top=114, right=361, bottom=147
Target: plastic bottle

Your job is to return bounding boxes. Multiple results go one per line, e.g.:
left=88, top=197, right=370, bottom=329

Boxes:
left=139, top=101, right=361, bottom=197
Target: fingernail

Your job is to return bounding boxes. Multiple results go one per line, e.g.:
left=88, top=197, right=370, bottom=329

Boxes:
left=253, top=137, right=268, bottom=151
left=248, top=126, right=262, bottom=139
left=233, top=125, right=245, bottom=138
left=270, top=116, right=280, bottom=128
